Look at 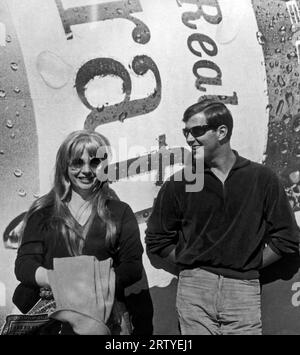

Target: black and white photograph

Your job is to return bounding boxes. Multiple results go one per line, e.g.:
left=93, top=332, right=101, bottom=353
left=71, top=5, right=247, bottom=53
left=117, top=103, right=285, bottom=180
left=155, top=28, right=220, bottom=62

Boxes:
left=0, top=0, right=300, bottom=340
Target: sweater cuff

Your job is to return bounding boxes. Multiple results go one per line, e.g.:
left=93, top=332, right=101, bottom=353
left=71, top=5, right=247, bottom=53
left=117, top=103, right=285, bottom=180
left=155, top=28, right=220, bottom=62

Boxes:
left=26, top=263, right=42, bottom=287
left=268, top=240, right=283, bottom=256
left=159, top=245, right=176, bottom=258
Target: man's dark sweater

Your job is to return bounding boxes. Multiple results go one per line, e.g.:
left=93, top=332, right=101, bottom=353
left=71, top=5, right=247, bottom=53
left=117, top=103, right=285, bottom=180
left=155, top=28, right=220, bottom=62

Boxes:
left=145, top=152, right=300, bottom=279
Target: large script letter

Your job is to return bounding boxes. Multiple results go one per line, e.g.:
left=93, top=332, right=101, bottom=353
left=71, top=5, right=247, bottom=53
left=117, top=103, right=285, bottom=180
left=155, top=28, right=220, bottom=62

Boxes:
left=55, top=0, right=150, bottom=44
left=178, top=0, right=222, bottom=29
left=74, top=56, right=161, bottom=131
left=194, top=60, right=222, bottom=92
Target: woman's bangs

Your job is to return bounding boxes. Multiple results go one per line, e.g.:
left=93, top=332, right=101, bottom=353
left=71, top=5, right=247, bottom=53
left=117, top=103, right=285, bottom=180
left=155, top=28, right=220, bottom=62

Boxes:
left=69, top=137, right=101, bottom=160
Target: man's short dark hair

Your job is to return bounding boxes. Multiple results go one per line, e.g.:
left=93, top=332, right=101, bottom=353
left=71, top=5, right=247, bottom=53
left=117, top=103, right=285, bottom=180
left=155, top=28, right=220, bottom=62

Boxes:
left=182, top=99, right=233, bottom=141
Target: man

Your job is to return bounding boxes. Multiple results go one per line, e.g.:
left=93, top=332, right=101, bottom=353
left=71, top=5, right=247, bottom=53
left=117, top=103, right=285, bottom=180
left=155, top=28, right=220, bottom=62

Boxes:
left=145, top=99, right=300, bottom=335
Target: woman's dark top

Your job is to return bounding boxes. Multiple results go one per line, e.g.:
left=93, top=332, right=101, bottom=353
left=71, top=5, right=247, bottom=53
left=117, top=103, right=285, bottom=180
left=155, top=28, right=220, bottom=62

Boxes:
left=13, top=199, right=143, bottom=313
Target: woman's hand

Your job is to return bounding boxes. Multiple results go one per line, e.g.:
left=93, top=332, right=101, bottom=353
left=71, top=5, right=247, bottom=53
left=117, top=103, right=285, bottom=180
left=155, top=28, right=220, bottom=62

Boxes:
left=35, top=266, right=50, bottom=287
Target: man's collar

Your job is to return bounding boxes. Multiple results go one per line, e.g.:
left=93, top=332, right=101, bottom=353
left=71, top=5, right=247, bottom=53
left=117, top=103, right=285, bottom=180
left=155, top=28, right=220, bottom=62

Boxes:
left=204, top=150, right=250, bottom=172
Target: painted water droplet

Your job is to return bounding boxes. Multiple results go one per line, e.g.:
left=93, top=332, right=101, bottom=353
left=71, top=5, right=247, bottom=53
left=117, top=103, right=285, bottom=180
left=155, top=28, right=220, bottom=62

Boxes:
left=287, top=51, right=297, bottom=59
left=286, top=64, right=293, bottom=73
left=281, top=37, right=286, bottom=43
left=269, top=62, right=274, bottom=68
left=6, top=34, right=12, bottom=43
left=275, top=60, right=279, bottom=67
left=0, top=150, right=4, bottom=155
left=293, top=115, right=300, bottom=132
left=277, top=75, right=286, bottom=87
left=289, top=171, right=300, bottom=184
left=36, top=51, right=72, bottom=89
left=285, top=92, right=294, bottom=107
left=10, top=62, right=18, bottom=71
left=0, top=90, right=6, bottom=98
left=291, top=24, right=297, bottom=33
left=10, top=133, right=15, bottom=139
left=116, top=8, right=123, bottom=15
left=14, top=169, right=23, bottom=178
left=96, top=105, right=105, bottom=112
left=283, top=114, right=291, bottom=124
left=16, top=111, right=20, bottom=117
left=6, top=120, right=13, bottom=128
left=256, top=31, right=266, bottom=45
left=14, top=87, right=20, bottom=93
left=18, top=189, right=26, bottom=197
left=275, top=48, right=281, bottom=54
left=279, top=25, right=286, bottom=33
left=119, top=112, right=128, bottom=122
left=276, top=99, right=284, bottom=115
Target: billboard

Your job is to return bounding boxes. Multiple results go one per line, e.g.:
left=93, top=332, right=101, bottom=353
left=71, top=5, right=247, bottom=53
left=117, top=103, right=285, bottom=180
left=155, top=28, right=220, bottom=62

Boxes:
left=0, top=0, right=299, bottom=334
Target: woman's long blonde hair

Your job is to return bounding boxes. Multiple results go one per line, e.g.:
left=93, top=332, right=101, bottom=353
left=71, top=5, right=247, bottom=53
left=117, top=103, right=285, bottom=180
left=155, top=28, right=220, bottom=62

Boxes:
left=20, top=130, right=117, bottom=255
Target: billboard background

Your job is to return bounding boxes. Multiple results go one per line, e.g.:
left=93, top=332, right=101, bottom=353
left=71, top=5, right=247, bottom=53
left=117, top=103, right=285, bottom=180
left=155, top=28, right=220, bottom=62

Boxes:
left=0, top=0, right=299, bottom=334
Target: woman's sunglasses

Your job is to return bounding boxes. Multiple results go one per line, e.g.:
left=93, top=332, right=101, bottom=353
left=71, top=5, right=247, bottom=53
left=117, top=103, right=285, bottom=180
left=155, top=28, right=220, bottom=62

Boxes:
left=69, top=156, right=106, bottom=172
left=182, top=124, right=214, bottom=139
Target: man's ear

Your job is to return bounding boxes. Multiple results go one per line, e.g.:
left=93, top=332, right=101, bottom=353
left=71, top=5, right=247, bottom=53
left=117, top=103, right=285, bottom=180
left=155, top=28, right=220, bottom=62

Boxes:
left=217, top=125, right=228, bottom=142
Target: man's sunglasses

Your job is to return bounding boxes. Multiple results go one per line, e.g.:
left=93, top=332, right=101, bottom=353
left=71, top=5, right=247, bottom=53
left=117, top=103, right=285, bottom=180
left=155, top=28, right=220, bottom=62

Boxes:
left=182, top=125, right=214, bottom=139
left=69, top=156, right=106, bottom=172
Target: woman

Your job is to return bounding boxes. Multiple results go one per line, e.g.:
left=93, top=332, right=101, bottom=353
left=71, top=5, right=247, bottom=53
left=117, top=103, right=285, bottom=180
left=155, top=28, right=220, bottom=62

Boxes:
left=12, top=130, right=143, bottom=334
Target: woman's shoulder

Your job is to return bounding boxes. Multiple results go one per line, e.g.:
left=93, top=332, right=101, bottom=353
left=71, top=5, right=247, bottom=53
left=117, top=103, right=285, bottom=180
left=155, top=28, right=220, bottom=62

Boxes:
left=25, top=204, right=55, bottom=233
left=106, top=199, right=134, bottom=218
left=20, top=205, right=55, bottom=243
left=28, top=204, right=53, bottom=220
